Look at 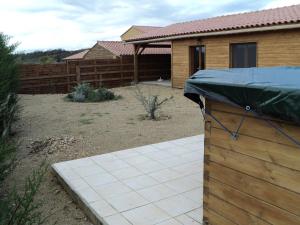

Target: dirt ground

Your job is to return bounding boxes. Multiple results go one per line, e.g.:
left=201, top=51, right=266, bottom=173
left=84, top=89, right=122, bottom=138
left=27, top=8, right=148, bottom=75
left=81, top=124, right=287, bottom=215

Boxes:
left=7, top=84, right=203, bottom=225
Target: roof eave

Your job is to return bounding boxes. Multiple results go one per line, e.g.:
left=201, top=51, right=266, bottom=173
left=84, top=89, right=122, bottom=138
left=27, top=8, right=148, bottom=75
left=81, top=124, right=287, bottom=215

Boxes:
left=126, top=23, right=300, bottom=44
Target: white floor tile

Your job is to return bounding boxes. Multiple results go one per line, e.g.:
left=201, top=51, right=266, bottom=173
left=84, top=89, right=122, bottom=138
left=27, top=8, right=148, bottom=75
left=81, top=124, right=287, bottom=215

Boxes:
left=89, top=199, right=117, bottom=217
left=83, top=173, right=117, bottom=187
left=94, top=181, right=132, bottom=199
left=99, top=159, right=131, bottom=171
left=186, top=208, right=203, bottom=223
left=113, top=149, right=140, bottom=159
left=122, top=204, right=171, bottom=225
left=134, top=145, right=159, bottom=154
left=123, top=175, right=158, bottom=190
left=104, top=214, right=132, bottom=225
left=157, top=218, right=182, bottom=225
left=91, top=153, right=118, bottom=163
left=53, top=135, right=205, bottom=225
left=77, top=187, right=102, bottom=203
left=175, top=214, right=202, bottom=225
left=73, top=164, right=106, bottom=177
left=144, top=151, right=173, bottom=161
left=69, top=178, right=90, bottom=191
left=137, top=184, right=177, bottom=202
left=183, top=188, right=203, bottom=205
left=164, top=176, right=200, bottom=193
left=151, top=141, right=177, bottom=150
left=172, top=161, right=202, bottom=176
left=111, top=167, right=142, bottom=180
left=133, top=161, right=166, bottom=174
left=60, top=168, right=81, bottom=181
left=155, top=195, right=199, bottom=217
left=67, top=158, right=95, bottom=168
left=149, top=168, right=182, bottom=182
left=107, top=192, right=148, bottom=212
left=123, top=155, right=153, bottom=166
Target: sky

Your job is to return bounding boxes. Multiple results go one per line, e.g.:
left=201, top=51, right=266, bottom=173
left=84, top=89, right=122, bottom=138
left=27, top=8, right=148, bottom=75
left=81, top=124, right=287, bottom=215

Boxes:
left=0, top=0, right=299, bottom=52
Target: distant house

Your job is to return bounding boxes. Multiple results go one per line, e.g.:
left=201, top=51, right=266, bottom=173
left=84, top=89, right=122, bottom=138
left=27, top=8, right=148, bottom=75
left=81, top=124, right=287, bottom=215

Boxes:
left=64, top=41, right=170, bottom=61
left=126, top=5, right=300, bottom=88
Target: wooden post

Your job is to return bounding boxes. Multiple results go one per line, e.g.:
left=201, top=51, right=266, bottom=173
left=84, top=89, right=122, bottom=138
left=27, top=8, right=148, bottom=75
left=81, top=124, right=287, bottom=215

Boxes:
left=76, top=65, right=81, bottom=84
left=133, top=44, right=140, bottom=83
left=120, top=56, right=124, bottom=86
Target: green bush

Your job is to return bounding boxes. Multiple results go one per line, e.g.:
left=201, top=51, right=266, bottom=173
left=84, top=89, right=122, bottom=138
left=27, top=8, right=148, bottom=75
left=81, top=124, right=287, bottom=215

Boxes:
left=0, top=33, right=19, bottom=138
left=66, top=83, right=121, bottom=102
left=0, top=161, right=49, bottom=225
left=0, top=139, right=16, bottom=182
left=0, top=33, right=50, bottom=225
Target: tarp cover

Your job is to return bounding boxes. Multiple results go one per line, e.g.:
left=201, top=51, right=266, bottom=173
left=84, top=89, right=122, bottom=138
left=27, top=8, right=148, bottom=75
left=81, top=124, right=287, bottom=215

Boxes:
left=184, top=67, right=300, bottom=124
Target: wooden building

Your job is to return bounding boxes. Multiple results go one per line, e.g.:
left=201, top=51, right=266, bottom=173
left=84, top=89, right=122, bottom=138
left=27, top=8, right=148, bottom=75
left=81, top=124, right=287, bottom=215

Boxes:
left=183, top=66, right=300, bottom=224
left=126, top=5, right=300, bottom=88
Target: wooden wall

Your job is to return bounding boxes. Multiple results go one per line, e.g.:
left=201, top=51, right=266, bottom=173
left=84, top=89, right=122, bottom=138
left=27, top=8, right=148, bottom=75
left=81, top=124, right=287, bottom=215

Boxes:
left=121, top=27, right=143, bottom=41
left=203, top=99, right=300, bottom=225
left=84, top=43, right=117, bottom=60
left=19, top=55, right=171, bottom=94
left=172, top=29, right=300, bottom=88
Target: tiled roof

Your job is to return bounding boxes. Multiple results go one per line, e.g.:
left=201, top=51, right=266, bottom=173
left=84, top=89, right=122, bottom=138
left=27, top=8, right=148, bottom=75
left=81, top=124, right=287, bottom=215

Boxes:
left=133, top=25, right=162, bottom=33
left=127, top=4, right=300, bottom=42
left=97, top=41, right=170, bottom=56
left=63, top=49, right=89, bottom=60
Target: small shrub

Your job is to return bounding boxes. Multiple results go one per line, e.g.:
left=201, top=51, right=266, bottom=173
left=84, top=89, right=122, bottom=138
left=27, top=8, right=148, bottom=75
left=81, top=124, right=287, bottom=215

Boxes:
left=66, top=83, right=121, bottom=102
left=0, top=139, right=16, bottom=182
left=134, top=85, right=173, bottom=120
left=0, top=94, right=20, bottom=138
left=0, top=161, right=49, bottom=225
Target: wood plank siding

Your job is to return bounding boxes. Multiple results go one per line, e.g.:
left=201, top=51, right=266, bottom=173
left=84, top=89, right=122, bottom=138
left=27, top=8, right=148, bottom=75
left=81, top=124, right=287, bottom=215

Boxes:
left=203, top=99, right=300, bottom=225
left=84, top=44, right=117, bottom=60
left=121, top=27, right=143, bottom=41
left=172, top=29, right=300, bottom=88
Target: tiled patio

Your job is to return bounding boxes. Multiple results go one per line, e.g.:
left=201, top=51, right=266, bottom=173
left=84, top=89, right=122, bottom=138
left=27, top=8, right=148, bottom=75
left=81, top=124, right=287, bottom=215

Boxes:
left=52, top=135, right=204, bottom=225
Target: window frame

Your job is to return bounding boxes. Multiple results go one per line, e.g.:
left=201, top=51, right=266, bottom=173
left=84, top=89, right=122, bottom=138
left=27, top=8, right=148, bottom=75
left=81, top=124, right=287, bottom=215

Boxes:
left=229, top=42, right=257, bottom=68
left=189, top=45, right=206, bottom=76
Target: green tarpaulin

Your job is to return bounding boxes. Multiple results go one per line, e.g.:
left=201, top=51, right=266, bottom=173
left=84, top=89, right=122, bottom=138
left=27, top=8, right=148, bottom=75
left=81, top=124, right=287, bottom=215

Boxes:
left=184, top=67, right=300, bottom=124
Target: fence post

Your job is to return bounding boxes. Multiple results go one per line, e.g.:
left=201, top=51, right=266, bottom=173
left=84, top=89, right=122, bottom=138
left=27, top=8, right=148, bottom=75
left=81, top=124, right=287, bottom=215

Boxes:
left=76, top=65, right=81, bottom=84
left=120, top=56, right=124, bottom=86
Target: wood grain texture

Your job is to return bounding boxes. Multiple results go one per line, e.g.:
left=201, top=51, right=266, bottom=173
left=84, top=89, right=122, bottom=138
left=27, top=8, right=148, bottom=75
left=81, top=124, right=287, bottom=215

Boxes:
left=203, top=99, right=300, bottom=225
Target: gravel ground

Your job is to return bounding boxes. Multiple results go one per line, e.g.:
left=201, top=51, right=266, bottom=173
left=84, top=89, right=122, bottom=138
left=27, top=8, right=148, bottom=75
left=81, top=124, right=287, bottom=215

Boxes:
left=6, top=84, right=203, bottom=225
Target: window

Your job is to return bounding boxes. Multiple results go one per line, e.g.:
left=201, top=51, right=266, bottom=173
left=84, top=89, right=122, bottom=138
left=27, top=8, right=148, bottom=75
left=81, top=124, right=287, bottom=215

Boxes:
left=231, top=43, right=257, bottom=68
left=190, top=45, right=206, bottom=75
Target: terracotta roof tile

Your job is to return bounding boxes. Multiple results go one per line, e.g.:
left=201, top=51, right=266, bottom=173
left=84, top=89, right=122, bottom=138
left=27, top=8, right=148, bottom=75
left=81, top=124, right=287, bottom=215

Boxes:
left=63, top=49, right=89, bottom=60
left=97, top=41, right=170, bottom=56
left=127, top=4, right=300, bottom=41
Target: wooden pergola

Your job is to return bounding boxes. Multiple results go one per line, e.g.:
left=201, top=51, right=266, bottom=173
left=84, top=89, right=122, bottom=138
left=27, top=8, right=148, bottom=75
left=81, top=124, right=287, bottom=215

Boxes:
left=133, top=43, right=171, bottom=83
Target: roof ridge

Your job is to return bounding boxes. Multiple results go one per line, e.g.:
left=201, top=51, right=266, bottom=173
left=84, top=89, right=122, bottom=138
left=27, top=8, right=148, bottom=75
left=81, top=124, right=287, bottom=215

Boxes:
left=168, top=4, right=300, bottom=26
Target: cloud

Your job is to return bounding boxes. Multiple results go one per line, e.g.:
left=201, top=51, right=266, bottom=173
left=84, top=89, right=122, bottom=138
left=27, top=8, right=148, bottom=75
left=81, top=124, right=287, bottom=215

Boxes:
left=0, top=0, right=298, bottom=51
left=263, top=0, right=300, bottom=9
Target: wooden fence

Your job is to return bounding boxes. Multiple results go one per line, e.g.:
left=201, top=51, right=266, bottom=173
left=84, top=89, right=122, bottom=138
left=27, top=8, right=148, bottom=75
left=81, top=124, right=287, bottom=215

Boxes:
left=19, top=55, right=171, bottom=94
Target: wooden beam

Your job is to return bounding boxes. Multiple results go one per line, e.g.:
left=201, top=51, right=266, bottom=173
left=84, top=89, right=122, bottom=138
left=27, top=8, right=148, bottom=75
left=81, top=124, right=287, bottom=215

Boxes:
left=138, top=46, right=146, bottom=55
left=141, top=44, right=171, bottom=48
left=133, top=44, right=140, bottom=83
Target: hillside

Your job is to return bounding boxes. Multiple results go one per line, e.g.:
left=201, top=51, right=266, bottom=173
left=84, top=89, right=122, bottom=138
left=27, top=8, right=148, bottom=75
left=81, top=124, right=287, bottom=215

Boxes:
left=16, top=49, right=86, bottom=64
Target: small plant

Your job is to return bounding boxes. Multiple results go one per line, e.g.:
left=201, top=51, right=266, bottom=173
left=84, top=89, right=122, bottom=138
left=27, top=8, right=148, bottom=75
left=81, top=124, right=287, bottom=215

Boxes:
left=134, top=85, right=173, bottom=120
left=0, top=93, right=20, bottom=138
left=0, top=139, right=16, bottom=182
left=0, top=161, right=50, bottom=225
left=66, top=83, right=121, bottom=102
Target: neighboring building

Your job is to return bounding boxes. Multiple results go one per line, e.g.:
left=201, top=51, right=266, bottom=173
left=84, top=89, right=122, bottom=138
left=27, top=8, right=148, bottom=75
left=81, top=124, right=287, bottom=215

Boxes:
left=126, top=5, right=300, bottom=88
left=64, top=41, right=170, bottom=60
left=64, top=41, right=171, bottom=82
left=121, top=25, right=162, bottom=41
left=63, top=49, right=89, bottom=61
